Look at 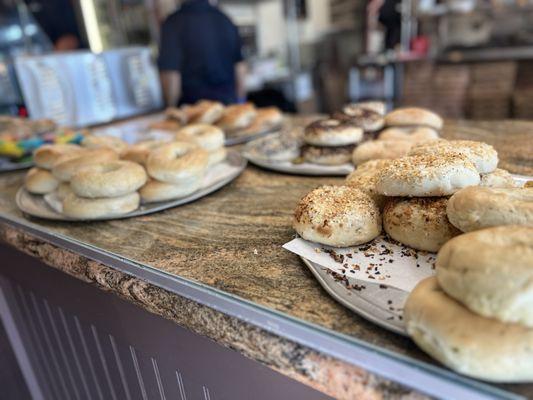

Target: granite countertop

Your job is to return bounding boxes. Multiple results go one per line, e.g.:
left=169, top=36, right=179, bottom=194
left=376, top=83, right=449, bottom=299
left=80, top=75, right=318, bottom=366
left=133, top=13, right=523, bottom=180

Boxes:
left=0, top=118, right=532, bottom=399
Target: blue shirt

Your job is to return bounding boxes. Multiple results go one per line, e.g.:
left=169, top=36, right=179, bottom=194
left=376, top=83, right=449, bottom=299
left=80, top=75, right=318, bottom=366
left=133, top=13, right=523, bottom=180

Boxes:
left=158, top=0, right=244, bottom=105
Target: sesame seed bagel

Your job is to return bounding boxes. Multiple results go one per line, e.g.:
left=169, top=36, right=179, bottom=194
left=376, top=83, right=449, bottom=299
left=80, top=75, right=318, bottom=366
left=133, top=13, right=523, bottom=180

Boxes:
left=52, top=148, right=119, bottom=182
left=384, top=107, right=443, bottom=130
left=176, top=124, right=225, bottom=152
left=81, top=135, right=128, bottom=154
left=404, top=277, right=533, bottom=382
left=62, top=191, right=140, bottom=220
left=304, top=119, right=363, bottom=147
left=25, top=168, right=59, bottom=194
left=121, top=140, right=166, bottom=166
left=447, top=186, right=533, bottom=232
left=383, top=197, right=460, bottom=252
left=352, top=140, right=413, bottom=165
left=436, top=226, right=533, bottom=328
left=146, top=142, right=208, bottom=185
left=70, top=160, right=147, bottom=198
left=301, top=144, right=355, bottom=165
left=378, top=127, right=439, bottom=142
left=34, top=144, right=84, bottom=170
left=480, top=168, right=519, bottom=188
left=293, top=185, right=382, bottom=247
left=375, top=154, right=480, bottom=197
left=140, top=178, right=202, bottom=204
left=409, top=140, right=498, bottom=174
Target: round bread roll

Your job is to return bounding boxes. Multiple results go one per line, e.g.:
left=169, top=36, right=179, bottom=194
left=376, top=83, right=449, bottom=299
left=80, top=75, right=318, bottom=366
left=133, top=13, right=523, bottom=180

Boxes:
left=140, top=178, right=202, bottom=204
left=383, top=197, right=460, bottom=252
left=404, top=277, right=533, bottom=382
left=376, top=154, right=480, bottom=197
left=436, top=226, right=533, bottom=328
left=146, top=142, right=208, bottom=185
left=333, top=106, right=385, bottom=132
left=70, top=160, right=147, bottom=198
left=302, top=144, right=355, bottom=165
left=52, top=148, right=118, bottom=182
left=25, top=168, right=59, bottom=194
left=352, top=140, right=413, bottom=165
left=447, top=186, right=533, bottom=232
left=62, top=191, right=140, bottom=219
left=216, top=103, right=257, bottom=132
left=34, top=144, right=84, bottom=170
left=176, top=124, right=225, bottom=151
left=409, top=140, right=498, bottom=174
left=378, top=127, right=439, bottom=142
left=121, top=140, right=166, bottom=166
left=384, top=107, right=443, bottom=130
left=191, top=100, right=225, bottom=124
left=293, top=185, right=381, bottom=247
left=207, top=147, right=227, bottom=167
left=81, top=135, right=127, bottom=154
left=480, top=168, right=519, bottom=188
left=304, top=119, right=363, bottom=147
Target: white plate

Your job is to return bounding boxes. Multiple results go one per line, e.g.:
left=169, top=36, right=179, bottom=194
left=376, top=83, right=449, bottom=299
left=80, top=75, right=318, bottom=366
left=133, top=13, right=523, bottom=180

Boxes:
left=245, top=155, right=354, bottom=176
left=16, top=151, right=246, bottom=221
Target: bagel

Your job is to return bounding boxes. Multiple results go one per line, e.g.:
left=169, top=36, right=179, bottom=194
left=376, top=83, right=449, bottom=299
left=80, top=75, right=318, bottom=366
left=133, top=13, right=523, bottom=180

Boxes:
left=207, top=147, right=227, bottom=167
left=352, top=140, right=413, bottom=165
left=146, top=141, right=208, bottom=184
left=302, top=144, right=355, bottom=165
left=140, top=178, right=202, bottom=203
left=191, top=100, right=225, bottom=124
left=216, top=103, right=257, bottom=132
left=34, top=144, right=84, bottom=170
left=375, top=154, right=480, bottom=197
left=244, top=132, right=301, bottom=162
left=409, top=140, right=498, bottom=174
left=345, top=163, right=389, bottom=208
left=164, top=107, right=188, bottom=124
left=304, top=119, right=363, bottom=147
left=176, top=124, right=225, bottom=151
left=383, top=197, right=460, bottom=252
left=62, top=191, right=140, bottom=219
left=70, top=160, right=147, bottom=198
left=242, top=107, right=283, bottom=133
left=480, top=168, right=519, bottom=188
left=345, top=101, right=386, bottom=116
left=121, top=140, right=166, bottom=166
left=384, top=107, right=443, bottom=130
left=52, top=148, right=118, bottom=182
left=446, top=186, right=533, bottom=232
left=149, top=119, right=182, bottom=132
left=81, top=135, right=128, bottom=154
left=293, top=185, right=381, bottom=247
left=404, top=277, right=533, bottom=382
left=333, top=106, right=385, bottom=132
left=25, top=168, right=59, bottom=194
left=378, top=127, right=439, bottom=142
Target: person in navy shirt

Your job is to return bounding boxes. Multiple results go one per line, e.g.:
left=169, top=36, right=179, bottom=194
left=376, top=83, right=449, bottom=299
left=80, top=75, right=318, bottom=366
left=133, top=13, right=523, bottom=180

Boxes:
left=158, top=0, right=246, bottom=106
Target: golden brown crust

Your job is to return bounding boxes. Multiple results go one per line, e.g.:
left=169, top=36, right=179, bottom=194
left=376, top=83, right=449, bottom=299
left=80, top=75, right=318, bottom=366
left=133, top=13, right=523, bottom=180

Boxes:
left=25, top=168, right=59, bottom=194
left=384, top=107, right=443, bottom=130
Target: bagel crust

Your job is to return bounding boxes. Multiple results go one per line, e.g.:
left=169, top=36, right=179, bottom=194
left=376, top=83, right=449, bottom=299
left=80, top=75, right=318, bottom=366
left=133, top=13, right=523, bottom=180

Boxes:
left=384, top=107, right=443, bottom=130
left=304, top=119, right=363, bottom=146
left=375, top=154, right=480, bottom=197
left=352, top=140, right=413, bottom=165
left=383, top=197, right=460, bottom=252
left=447, top=186, right=533, bottom=232
left=70, top=160, right=147, bottom=198
left=140, top=178, right=201, bottom=203
left=52, top=148, right=119, bottom=182
left=480, top=168, right=519, bottom=188
left=34, top=144, right=84, bottom=170
left=437, top=226, right=533, bottom=328
left=404, top=277, right=533, bottom=382
left=302, top=144, right=355, bottom=165
left=121, top=140, right=166, bottom=166
left=146, top=142, right=208, bottom=184
left=378, top=127, right=439, bottom=142
left=62, top=191, right=140, bottom=219
left=25, top=168, right=59, bottom=194
left=293, top=185, right=381, bottom=247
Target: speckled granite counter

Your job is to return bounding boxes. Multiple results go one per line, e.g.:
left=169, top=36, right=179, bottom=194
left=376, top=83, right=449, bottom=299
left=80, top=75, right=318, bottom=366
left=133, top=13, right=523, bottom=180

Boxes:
left=0, top=119, right=532, bottom=399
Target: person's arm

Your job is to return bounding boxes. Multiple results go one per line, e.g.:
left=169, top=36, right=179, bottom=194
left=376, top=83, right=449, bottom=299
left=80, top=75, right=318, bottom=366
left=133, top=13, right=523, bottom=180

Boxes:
left=160, top=70, right=181, bottom=107
left=234, top=61, right=247, bottom=102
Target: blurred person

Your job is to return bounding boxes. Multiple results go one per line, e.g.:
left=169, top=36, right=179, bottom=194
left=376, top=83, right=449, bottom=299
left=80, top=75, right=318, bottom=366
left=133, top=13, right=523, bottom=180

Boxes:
left=158, top=0, right=246, bottom=106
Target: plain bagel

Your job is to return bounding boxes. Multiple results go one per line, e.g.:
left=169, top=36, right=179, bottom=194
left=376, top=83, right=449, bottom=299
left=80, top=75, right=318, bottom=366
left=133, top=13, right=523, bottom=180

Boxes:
left=293, top=185, right=381, bottom=247
left=191, top=100, right=225, bottom=124
left=216, top=103, right=257, bottom=132
left=436, top=225, right=533, bottom=328
left=304, top=119, right=363, bottom=147
left=34, top=144, right=84, bottom=170
left=384, top=107, right=443, bottom=130
left=121, top=140, right=166, bottom=166
left=176, top=124, right=225, bottom=151
left=140, top=178, right=202, bottom=204
left=446, top=186, right=533, bottom=232
left=378, top=127, right=439, bottom=142
left=25, top=168, right=59, bottom=194
left=62, top=191, right=140, bottom=219
left=146, top=141, right=208, bottom=184
left=352, top=140, right=413, bottom=165
left=404, top=277, right=533, bottom=382
left=51, top=148, right=118, bottom=182
left=70, top=160, right=147, bottom=198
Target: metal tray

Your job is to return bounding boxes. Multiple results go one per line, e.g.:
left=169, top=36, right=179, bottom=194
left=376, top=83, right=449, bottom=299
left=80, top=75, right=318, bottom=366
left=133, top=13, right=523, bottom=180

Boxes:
left=16, top=150, right=246, bottom=221
left=245, top=155, right=354, bottom=176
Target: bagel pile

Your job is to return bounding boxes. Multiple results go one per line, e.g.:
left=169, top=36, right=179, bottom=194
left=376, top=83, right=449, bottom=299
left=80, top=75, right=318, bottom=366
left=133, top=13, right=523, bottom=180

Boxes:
left=24, top=129, right=228, bottom=219
left=151, top=100, right=283, bottom=136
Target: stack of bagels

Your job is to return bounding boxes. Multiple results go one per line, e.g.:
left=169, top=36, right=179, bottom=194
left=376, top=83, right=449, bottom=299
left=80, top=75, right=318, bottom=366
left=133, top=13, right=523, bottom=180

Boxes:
left=25, top=128, right=228, bottom=218
left=151, top=99, right=283, bottom=135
